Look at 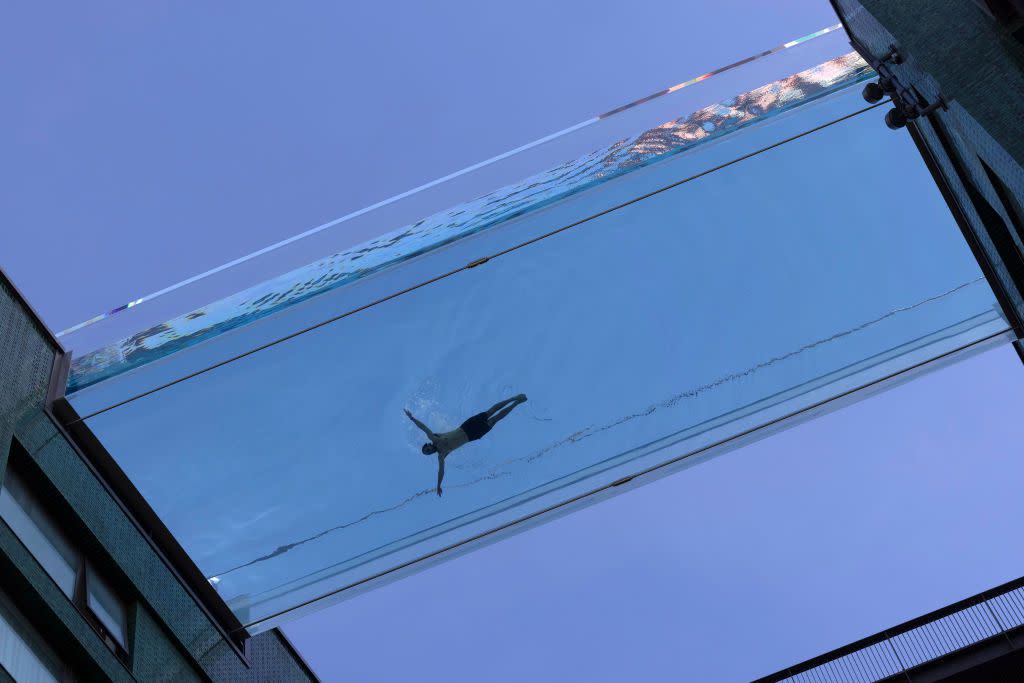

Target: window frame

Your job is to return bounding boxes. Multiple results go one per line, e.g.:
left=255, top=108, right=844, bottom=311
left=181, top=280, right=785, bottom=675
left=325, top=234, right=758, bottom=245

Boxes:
left=0, top=471, right=78, bottom=598
left=0, top=584, right=76, bottom=683
left=0, top=459, right=132, bottom=664
left=82, top=563, right=129, bottom=653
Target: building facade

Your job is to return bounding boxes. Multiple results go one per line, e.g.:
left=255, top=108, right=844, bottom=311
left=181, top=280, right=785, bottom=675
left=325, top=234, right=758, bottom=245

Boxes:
left=760, top=1, right=1024, bottom=679
left=0, top=271, right=318, bottom=682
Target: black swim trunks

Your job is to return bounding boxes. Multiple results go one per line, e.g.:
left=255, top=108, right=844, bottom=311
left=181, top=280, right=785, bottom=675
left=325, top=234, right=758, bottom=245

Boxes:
left=460, top=412, right=492, bottom=442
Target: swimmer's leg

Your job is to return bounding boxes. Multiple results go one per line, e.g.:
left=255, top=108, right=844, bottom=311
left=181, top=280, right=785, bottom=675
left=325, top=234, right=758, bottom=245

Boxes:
left=487, top=395, right=527, bottom=426
left=485, top=395, right=521, bottom=418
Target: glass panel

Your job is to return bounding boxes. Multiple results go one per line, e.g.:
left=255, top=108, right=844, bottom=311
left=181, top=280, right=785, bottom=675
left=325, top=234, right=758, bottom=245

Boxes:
left=282, top=342, right=1024, bottom=683
left=67, top=52, right=875, bottom=413
left=81, top=95, right=1011, bottom=630
left=0, top=590, right=62, bottom=683
left=85, top=567, right=126, bottom=648
left=0, top=471, right=78, bottom=599
left=62, top=32, right=872, bottom=390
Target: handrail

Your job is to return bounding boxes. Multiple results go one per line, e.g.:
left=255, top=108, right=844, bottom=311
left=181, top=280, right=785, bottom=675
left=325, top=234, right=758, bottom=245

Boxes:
left=754, top=574, right=1024, bottom=682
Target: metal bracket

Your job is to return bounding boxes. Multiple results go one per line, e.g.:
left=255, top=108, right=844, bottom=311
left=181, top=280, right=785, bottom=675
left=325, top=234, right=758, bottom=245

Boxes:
left=855, top=42, right=948, bottom=129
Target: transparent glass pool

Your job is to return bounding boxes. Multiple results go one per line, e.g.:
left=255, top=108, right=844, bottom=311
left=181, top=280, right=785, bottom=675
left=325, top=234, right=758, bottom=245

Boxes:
left=68, top=55, right=1011, bottom=631
left=60, top=27, right=864, bottom=379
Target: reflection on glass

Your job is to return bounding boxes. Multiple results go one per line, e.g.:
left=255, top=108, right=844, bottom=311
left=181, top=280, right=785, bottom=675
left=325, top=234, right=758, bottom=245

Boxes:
left=58, top=28, right=859, bottom=361
left=82, top=97, right=1008, bottom=631
left=67, top=53, right=873, bottom=397
left=86, top=567, right=127, bottom=648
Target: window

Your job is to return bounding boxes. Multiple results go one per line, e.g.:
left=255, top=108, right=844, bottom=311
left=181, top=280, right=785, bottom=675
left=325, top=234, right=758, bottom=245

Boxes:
left=0, top=588, right=71, bottom=683
left=0, top=471, right=78, bottom=598
left=84, top=568, right=126, bottom=651
left=0, top=464, right=129, bottom=658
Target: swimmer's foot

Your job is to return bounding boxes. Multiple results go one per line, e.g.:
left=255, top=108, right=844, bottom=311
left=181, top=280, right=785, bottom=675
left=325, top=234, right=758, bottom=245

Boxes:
left=515, top=393, right=528, bottom=402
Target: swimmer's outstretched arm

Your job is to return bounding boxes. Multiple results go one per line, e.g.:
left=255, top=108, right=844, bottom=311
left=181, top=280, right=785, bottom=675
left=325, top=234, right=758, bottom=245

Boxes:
left=436, top=456, right=446, bottom=497
left=405, top=409, right=435, bottom=440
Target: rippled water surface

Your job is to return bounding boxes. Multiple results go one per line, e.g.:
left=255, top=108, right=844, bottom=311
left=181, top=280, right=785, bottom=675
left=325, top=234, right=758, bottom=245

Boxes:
left=68, top=53, right=872, bottom=394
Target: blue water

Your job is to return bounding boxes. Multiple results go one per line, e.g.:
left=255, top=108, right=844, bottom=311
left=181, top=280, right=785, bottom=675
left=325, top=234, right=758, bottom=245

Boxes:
left=79, top=85, right=1009, bottom=631
left=67, top=53, right=872, bottom=395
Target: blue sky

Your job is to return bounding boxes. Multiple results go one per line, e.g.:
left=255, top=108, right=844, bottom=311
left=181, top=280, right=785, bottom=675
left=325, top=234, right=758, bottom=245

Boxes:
left=5, top=2, right=1024, bottom=682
